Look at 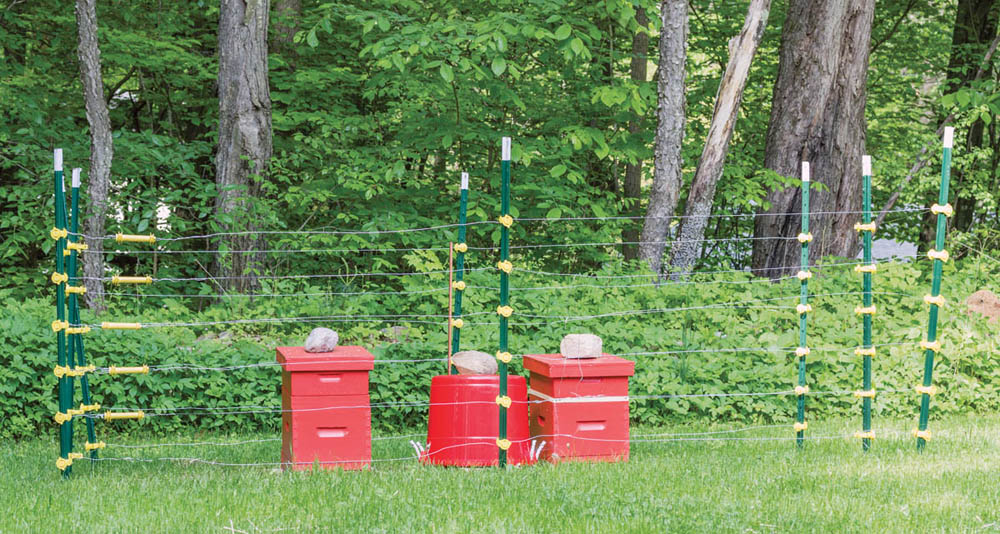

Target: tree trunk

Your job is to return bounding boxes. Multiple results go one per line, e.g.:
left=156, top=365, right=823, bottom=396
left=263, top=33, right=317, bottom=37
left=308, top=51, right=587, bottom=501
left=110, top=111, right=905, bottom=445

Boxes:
left=639, top=0, right=686, bottom=275
left=751, top=0, right=874, bottom=278
left=216, top=0, right=272, bottom=293
left=668, top=0, right=771, bottom=274
left=75, top=0, right=112, bottom=311
left=272, top=0, right=300, bottom=55
left=623, top=8, right=650, bottom=261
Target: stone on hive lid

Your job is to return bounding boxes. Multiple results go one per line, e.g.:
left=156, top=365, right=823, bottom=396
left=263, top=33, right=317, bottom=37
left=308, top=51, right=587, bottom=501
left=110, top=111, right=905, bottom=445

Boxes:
left=560, top=333, right=602, bottom=359
left=304, top=327, right=339, bottom=353
left=451, top=350, right=498, bottom=375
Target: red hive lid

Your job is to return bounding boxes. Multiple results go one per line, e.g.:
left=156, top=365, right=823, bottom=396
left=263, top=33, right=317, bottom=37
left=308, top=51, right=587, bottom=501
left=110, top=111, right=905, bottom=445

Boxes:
left=276, top=346, right=375, bottom=372
left=522, top=353, right=636, bottom=378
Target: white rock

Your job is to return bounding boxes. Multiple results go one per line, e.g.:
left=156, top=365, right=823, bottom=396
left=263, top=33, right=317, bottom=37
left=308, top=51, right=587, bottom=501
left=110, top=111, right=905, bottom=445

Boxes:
left=304, top=327, right=339, bottom=353
left=451, top=350, right=497, bottom=375
left=560, top=333, right=603, bottom=359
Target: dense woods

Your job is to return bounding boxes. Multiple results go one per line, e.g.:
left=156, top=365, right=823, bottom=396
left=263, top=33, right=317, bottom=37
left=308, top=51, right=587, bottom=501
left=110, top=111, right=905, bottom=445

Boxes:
left=1, top=0, right=998, bottom=302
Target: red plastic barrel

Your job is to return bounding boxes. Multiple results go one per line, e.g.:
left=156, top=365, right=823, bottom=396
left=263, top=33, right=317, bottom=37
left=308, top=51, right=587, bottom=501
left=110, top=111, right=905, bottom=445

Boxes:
left=422, top=374, right=534, bottom=466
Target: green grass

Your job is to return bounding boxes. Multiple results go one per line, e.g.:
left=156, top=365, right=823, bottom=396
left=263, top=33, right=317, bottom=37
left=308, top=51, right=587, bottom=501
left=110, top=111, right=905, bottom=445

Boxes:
left=4, top=416, right=1000, bottom=533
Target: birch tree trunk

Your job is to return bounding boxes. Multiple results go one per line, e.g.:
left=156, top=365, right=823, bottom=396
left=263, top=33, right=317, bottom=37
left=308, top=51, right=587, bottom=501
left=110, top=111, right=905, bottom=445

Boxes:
left=668, top=0, right=771, bottom=274
left=622, top=7, right=649, bottom=261
left=216, top=0, right=272, bottom=293
left=751, top=0, right=874, bottom=278
left=75, top=0, right=111, bottom=311
left=639, top=0, right=686, bottom=276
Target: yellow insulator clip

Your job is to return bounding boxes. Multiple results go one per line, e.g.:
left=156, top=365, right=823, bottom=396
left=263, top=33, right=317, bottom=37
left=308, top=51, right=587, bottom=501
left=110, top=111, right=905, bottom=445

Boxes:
left=79, top=403, right=101, bottom=412
left=915, top=384, right=938, bottom=396
left=497, top=215, right=514, bottom=228
left=66, top=242, right=88, bottom=252
left=50, top=227, right=68, bottom=240
left=53, top=366, right=70, bottom=378
left=854, top=347, right=876, bottom=358
left=496, top=438, right=511, bottom=450
left=923, top=294, right=946, bottom=307
left=115, top=233, right=156, bottom=244
left=796, top=270, right=812, bottom=281
left=66, top=326, right=91, bottom=335
left=854, top=264, right=877, bottom=274
left=497, top=260, right=513, bottom=274
left=496, top=305, right=513, bottom=318
left=797, top=233, right=813, bottom=243
left=853, top=389, right=877, bottom=398
left=108, top=365, right=150, bottom=375
left=65, top=285, right=87, bottom=295
left=853, top=430, right=875, bottom=440
left=452, top=281, right=466, bottom=291
left=50, top=272, right=68, bottom=285
left=51, top=320, right=69, bottom=332
left=919, top=340, right=941, bottom=353
left=496, top=351, right=512, bottom=364
left=794, top=347, right=810, bottom=357
left=495, top=395, right=512, bottom=408
left=54, top=365, right=96, bottom=378
left=53, top=412, right=72, bottom=424
left=55, top=454, right=82, bottom=471
left=912, top=428, right=931, bottom=441
left=101, top=322, right=142, bottom=330
left=930, top=203, right=953, bottom=217
left=85, top=441, right=106, bottom=451
left=111, top=275, right=153, bottom=285
left=794, top=385, right=809, bottom=396
left=793, top=422, right=808, bottom=432
left=796, top=304, right=812, bottom=315
left=450, top=318, right=464, bottom=329
left=454, top=243, right=468, bottom=253
left=854, top=305, right=876, bottom=316
left=104, top=410, right=145, bottom=421
left=853, top=222, right=877, bottom=233
left=927, top=249, right=949, bottom=262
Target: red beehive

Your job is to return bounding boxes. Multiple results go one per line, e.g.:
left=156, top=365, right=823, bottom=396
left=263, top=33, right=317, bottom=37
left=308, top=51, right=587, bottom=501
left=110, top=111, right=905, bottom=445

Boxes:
left=276, top=345, right=374, bottom=470
left=422, top=374, right=535, bottom=466
left=523, top=354, right=635, bottom=462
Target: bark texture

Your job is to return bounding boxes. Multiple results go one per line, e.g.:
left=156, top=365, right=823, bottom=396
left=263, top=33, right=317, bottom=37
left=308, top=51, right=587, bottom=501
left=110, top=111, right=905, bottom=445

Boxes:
left=272, top=0, right=300, bottom=55
left=75, top=0, right=112, bottom=311
left=622, top=8, right=649, bottom=261
left=751, top=0, right=874, bottom=278
left=668, top=0, right=771, bottom=274
left=216, top=0, right=272, bottom=292
left=639, top=0, right=687, bottom=275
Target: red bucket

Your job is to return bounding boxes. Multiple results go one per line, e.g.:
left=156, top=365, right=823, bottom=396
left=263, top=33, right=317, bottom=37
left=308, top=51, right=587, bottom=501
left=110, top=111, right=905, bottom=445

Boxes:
left=422, top=374, right=535, bottom=466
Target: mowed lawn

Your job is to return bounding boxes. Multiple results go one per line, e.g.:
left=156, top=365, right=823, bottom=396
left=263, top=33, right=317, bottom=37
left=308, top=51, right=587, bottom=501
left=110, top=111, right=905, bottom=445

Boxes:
left=4, top=416, right=1000, bottom=533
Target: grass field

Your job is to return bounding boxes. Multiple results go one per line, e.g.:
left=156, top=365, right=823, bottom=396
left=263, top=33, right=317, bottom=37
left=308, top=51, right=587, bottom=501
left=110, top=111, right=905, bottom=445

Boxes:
left=4, top=416, right=1000, bottom=533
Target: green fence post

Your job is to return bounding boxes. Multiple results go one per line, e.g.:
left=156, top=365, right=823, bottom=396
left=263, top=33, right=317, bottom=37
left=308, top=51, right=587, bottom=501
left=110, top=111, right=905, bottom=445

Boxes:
left=67, top=168, right=100, bottom=458
left=53, top=149, right=73, bottom=476
left=794, top=161, right=811, bottom=448
left=856, top=155, right=876, bottom=451
left=916, top=127, right=954, bottom=450
left=496, top=138, right=512, bottom=467
left=450, top=172, right=469, bottom=374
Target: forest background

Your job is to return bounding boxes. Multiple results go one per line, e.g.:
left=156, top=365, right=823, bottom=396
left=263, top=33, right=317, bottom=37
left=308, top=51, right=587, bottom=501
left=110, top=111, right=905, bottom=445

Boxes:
left=0, top=0, right=998, bottom=439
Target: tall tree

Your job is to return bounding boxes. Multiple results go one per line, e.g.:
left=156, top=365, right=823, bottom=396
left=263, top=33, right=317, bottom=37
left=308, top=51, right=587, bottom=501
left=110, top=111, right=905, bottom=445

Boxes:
left=622, top=7, right=650, bottom=261
left=216, top=0, right=273, bottom=292
left=75, top=0, right=112, bottom=311
left=272, top=0, right=301, bottom=55
left=639, top=0, right=687, bottom=275
left=668, top=0, right=772, bottom=274
left=751, top=0, right=875, bottom=278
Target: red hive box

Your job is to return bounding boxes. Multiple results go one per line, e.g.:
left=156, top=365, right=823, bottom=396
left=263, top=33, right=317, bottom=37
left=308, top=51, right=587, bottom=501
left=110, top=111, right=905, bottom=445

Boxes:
left=276, top=346, right=374, bottom=470
left=422, top=374, right=535, bottom=466
left=523, top=354, right=636, bottom=462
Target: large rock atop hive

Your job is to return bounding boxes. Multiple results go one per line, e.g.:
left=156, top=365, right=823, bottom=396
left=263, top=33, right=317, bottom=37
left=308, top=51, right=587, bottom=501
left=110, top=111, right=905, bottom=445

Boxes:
left=451, top=351, right=498, bottom=375
left=560, top=333, right=603, bottom=359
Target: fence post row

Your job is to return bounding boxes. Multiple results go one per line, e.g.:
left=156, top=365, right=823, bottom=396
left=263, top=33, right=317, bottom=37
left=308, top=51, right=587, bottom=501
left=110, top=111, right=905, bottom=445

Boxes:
left=496, top=137, right=513, bottom=467
left=915, top=127, right=954, bottom=449
left=450, top=173, right=470, bottom=374
left=794, top=161, right=812, bottom=447
left=855, top=155, right=876, bottom=450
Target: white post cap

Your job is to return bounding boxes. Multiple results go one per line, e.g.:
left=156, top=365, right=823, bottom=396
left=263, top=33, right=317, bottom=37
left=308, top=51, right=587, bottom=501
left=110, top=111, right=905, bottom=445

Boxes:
left=862, top=155, right=871, bottom=176
left=72, top=168, right=82, bottom=188
left=460, top=172, right=469, bottom=190
left=501, top=137, right=511, bottom=161
left=943, top=126, right=954, bottom=148
left=54, top=149, right=63, bottom=172
left=801, top=161, right=810, bottom=182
